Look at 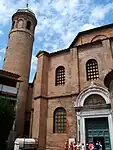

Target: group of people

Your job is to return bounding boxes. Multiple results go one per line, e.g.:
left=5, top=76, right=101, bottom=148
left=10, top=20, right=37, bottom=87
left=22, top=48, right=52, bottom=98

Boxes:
left=69, top=141, right=84, bottom=150
left=86, top=141, right=102, bottom=150
left=65, top=140, right=102, bottom=150
left=65, top=141, right=85, bottom=150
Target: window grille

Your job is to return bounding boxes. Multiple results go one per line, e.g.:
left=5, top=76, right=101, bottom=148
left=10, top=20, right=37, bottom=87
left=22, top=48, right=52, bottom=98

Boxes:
left=86, top=59, right=99, bottom=81
left=55, top=66, right=65, bottom=86
left=53, top=107, right=66, bottom=133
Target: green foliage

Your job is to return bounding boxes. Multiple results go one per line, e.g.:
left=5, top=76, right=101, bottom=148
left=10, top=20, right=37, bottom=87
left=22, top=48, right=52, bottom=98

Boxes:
left=0, top=96, right=16, bottom=149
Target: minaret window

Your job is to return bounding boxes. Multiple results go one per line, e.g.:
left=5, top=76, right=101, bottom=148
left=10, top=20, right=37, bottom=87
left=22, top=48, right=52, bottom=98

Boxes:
left=26, top=21, right=31, bottom=30
left=86, top=59, right=99, bottom=81
left=55, top=66, right=65, bottom=86
left=53, top=107, right=66, bottom=133
left=12, top=21, right=15, bottom=29
left=17, top=19, right=24, bottom=28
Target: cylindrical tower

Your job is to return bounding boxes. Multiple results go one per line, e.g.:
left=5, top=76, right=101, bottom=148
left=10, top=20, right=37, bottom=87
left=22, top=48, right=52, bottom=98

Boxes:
left=3, top=8, right=37, bottom=136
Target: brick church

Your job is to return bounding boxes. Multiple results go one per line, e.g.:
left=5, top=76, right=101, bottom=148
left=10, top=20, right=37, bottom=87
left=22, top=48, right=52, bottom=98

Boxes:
left=2, top=7, right=113, bottom=150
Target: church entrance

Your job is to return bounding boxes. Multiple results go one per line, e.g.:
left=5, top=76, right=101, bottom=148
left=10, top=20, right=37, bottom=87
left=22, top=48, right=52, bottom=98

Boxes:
left=85, top=117, right=111, bottom=150
left=75, top=85, right=113, bottom=149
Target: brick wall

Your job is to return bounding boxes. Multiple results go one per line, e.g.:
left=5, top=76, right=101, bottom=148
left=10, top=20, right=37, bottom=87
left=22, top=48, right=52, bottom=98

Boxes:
left=32, top=25, right=113, bottom=149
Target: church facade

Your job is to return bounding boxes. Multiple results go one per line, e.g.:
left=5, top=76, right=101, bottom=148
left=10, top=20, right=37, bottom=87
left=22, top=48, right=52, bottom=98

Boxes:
left=2, top=8, right=113, bottom=150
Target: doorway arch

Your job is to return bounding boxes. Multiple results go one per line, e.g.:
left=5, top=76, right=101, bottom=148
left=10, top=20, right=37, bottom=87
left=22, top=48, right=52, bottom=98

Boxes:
left=74, top=84, right=113, bottom=150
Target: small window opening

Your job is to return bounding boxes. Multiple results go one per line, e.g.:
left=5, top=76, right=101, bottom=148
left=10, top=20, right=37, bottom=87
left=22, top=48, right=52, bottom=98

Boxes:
left=55, top=66, right=65, bottom=86
left=12, top=21, right=15, bottom=29
left=86, top=59, right=99, bottom=81
left=53, top=107, right=66, bottom=133
left=26, top=21, right=31, bottom=30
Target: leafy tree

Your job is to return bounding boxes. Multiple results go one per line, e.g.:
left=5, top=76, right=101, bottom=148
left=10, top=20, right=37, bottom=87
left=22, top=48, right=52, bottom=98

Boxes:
left=0, top=96, right=15, bottom=149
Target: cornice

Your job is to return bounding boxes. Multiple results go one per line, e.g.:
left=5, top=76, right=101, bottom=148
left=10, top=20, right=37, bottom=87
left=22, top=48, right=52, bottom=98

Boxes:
left=34, top=92, right=78, bottom=100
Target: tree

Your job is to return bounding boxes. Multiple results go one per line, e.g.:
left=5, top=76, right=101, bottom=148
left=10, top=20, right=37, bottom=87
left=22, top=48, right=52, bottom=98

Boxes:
left=0, top=96, right=15, bottom=149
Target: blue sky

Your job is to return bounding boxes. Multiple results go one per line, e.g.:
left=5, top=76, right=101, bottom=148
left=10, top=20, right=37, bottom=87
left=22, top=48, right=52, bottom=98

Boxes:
left=0, top=0, right=113, bottom=82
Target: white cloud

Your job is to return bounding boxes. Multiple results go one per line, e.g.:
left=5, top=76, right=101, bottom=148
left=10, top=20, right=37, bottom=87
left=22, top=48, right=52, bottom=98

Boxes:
left=90, top=2, right=113, bottom=23
left=0, top=0, right=113, bottom=81
left=81, top=24, right=97, bottom=31
left=0, top=55, right=2, bottom=61
left=0, top=48, right=5, bottom=68
left=31, top=54, right=37, bottom=71
left=0, top=30, right=3, bottom=35
left=0, top=0, right=112, bottom=50
left=0, top=48, right=5, bottom=54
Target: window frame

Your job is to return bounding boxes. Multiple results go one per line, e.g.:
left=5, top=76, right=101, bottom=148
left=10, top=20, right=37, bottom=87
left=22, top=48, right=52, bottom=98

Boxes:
left=26, top=20, right=31, bottom=30
left=12, top=21, right=15, bottom=29
left=86, top=59, right=99, bottom=81
left=55, top=66, right=65, bottom=86
left=53, top=107, right=66, bottom=133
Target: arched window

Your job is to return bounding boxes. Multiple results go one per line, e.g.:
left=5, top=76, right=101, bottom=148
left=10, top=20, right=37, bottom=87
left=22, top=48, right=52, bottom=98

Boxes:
left=84, top=94, right=106, bottom=106
left=12, top=21, right=15, bottom=29
left=26, top=21, right=31, bottom=30
left=17, top=19, right=24, bottom=29
left=53, top=107, right=66, bottom=133
left=86, top=59, right=99, bottom=81
left=55, top=66, right=65, bottom=86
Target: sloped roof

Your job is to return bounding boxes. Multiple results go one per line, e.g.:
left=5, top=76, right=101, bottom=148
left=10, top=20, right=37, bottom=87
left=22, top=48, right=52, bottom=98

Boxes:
left=0, top=69, right=21, bottom=81
left=39, top=23, right=113, bottom=57
left=69, top=23, right=113, bottom=48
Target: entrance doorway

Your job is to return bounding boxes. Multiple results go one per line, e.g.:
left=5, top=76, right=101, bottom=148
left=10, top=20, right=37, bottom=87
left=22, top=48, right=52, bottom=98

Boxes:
left=93, top=137, right=105, bottom=150
left=85, top=117, right=111, bottom=150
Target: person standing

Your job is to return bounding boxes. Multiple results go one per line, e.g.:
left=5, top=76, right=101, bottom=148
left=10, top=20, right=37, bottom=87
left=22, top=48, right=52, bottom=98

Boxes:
left=95, top=141, right=100, bottom=150
left=65, top=140, right=68, bottom=150
left=73, top=143, right=76, bottom=150
left=76, top=141, right=81, bottom=150
left=81, top=143, right=86, bottom=150
left=88, top=142, right=94, bottom=150
left=70, top=142, right=74, bottom=150
left=99, top=142, right=102, bottom=150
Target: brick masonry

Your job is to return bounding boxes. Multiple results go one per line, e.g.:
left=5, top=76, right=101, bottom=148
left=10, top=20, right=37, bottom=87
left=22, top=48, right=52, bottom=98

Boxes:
left=32, top=26, right=113, bottom=149
left=2, top=9, right=113, bottom=150
left=3, top=9, right=37, bottom=136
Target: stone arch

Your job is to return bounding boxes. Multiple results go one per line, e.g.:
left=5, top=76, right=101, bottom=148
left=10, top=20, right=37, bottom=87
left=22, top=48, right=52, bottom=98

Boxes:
left=91, top=35, right=108, bottom=42
left=74, top=83, right=110, bottom=108
left=84, top=94, right=106, bottom=106
left=17, top=19, right=24, bottom=28
left=53, top=107, right=66, bottom=115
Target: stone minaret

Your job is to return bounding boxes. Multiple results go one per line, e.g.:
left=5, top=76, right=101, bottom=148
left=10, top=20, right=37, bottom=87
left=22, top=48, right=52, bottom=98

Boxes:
left=3, top=8, right=37, bottom=136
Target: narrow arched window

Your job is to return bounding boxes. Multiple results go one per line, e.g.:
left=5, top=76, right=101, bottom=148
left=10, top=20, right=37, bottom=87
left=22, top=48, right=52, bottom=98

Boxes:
left=55, top=66, right=65, bottom=86
left=12, top=21, right=15, bottom=29
left=86, top=59, right=99, bottom=81
left=17, top=19, right=24, bottom=29
left=26, top=21, right=31, bottom=30
left=53, top=107, right=66, bottom=133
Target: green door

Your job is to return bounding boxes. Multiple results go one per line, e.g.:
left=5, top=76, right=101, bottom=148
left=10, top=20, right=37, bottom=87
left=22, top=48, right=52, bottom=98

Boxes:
left=85, top=117, right=111, bottom=150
